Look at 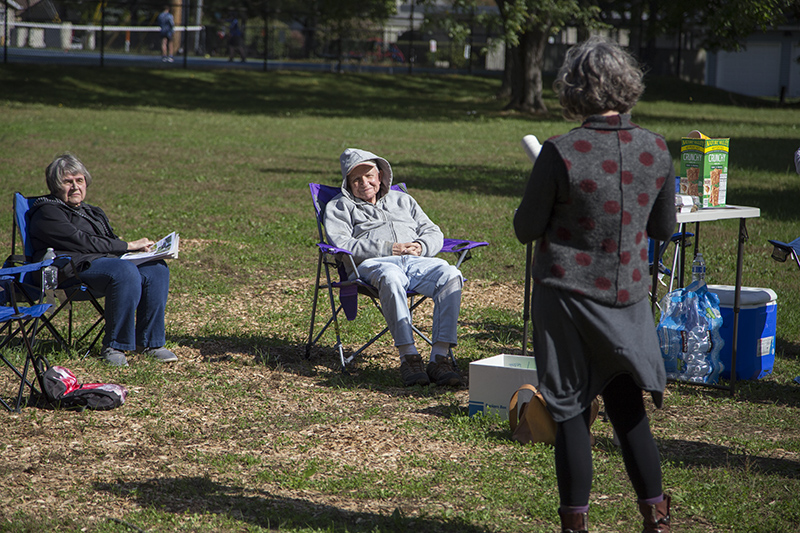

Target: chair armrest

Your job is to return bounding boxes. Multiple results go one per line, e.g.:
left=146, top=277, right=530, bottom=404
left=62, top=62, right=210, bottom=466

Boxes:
left=317, top=243, right=361, bottom=280
left=441, top=238, right=488, bottom=269
left=768, top=239, right=800, bottom=263
left=441, top=238, right=488, bottom=254
left=317, top=243, right=353, bottom=256
left=0, top=259, right=53, bottom=276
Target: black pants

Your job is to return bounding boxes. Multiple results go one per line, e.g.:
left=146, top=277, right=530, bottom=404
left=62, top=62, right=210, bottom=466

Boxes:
left=555, top=374, right=663, bottom=507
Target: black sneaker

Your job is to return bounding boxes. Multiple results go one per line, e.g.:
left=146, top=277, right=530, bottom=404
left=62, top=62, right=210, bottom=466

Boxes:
left=399, top=353, right=430, bottom=386
left=426, top=355, right=463, bottom=387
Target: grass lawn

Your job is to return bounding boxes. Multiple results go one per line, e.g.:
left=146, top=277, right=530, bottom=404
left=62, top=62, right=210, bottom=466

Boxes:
left=1, top=64, right=800, bottom=532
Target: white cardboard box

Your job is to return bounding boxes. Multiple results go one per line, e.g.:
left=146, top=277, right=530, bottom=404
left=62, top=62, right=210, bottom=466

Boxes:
left=468, top=354, right=539, bottom=420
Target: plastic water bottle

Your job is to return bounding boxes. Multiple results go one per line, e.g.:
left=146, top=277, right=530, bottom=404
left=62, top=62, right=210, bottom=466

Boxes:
left=691, top=252, right=706, bottom=282
left=42, top=248, right=58, bottom=312
left=657, top=327, right=681, bottom=379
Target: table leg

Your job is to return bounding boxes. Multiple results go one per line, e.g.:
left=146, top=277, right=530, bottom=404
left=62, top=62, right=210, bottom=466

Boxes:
left=730, top=218, right=748, bottom=396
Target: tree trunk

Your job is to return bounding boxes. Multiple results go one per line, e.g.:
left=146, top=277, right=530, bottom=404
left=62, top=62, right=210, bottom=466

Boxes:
left=301, top=16, right=316, bottom=59
left=498, top=42, right=518, bottom=101
left=507, top=27, right=549, bottom=113
left=495, top=0, right=512, bottom=100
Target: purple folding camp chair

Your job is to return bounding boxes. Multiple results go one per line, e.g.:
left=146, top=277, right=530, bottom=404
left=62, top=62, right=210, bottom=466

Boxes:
left=306, top=182, right=488, bottom=371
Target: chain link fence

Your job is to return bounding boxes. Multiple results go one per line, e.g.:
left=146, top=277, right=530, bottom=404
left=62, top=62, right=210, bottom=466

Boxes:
left=1, top=0, right=507, bottom=73
left=1, top=1, right=703, bottom=81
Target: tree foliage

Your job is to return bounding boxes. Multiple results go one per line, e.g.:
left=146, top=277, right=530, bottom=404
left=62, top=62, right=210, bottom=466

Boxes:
left=596, top=0, right=796, bottom=54
left=199, top=0, right=395, bottom=61
left=491, top=0, right=796, bottom=113
left=494, top=0, right=603, bottom=113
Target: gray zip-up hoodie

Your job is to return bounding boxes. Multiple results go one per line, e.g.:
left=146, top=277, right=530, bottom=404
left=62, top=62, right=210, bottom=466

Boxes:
left=323, top=148, right=444, bottom=275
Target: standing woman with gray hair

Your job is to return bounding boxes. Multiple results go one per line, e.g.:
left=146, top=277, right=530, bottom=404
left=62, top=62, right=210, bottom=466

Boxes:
left=514, top=37, right=676, bottom=532
left=28, top=153, right=177, bottom=367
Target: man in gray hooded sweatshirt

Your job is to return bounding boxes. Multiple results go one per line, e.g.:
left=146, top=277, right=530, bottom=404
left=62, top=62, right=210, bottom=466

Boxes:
left=324, top=148, right=464, bottom=387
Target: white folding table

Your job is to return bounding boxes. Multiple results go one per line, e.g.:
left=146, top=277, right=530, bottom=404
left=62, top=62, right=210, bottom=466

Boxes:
left=652, top=205, right=761, bottom=395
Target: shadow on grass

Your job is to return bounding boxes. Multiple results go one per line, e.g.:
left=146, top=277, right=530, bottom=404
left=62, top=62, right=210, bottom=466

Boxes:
left=667, top=377, right=800, bottom=409
left=93, top=476, right=493, bottom=533
left=655, top=438, right=800, bottom=479
left=311, top=353, right=472, bottom=402
left=460, top=318, right=525, bottom=352
left=173, top=332, right=322, bottom=377
left=7, top=66, right=792, bottom=125
left=728, top=183, right=800, bottom=223
left=660, top=137, right=800, bottom=178
left=777, top=337, right=800, bottom=360
left=0, top=64, right=510, bottom=123
left=639, top=75, right=798, bottom=110
left=176, top=332, right=466, bottom=401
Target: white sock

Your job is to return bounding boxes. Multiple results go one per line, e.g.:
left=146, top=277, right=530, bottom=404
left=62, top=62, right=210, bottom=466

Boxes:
left=430, top=342, right=450, bottom=362
left=398, top=343, right=418, bottom=363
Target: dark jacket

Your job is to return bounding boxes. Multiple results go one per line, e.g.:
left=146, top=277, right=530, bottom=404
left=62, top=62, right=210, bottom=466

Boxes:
left=28, top=195, right=128, bottom=277
left=514, top=114, right=677, bottom=307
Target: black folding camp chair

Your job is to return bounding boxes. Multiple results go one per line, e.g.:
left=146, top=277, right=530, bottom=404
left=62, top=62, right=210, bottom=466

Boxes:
left=7, top=192, right=105, bottom=356
left=0, top=261, right=53, bottom=412
left=306, top=182, right=488, bottom=371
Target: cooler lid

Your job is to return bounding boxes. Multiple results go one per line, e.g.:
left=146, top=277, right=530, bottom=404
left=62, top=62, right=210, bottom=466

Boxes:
left=707, top=284, right=777, bottom=307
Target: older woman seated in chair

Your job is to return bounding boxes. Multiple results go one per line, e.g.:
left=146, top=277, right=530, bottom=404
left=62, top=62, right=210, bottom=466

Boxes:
left=28, top=153, right=177, bottom=367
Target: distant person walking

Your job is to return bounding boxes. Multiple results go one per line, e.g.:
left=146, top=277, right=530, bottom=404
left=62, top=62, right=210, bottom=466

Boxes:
left=157, top=5, right=175, bottom=63
left=794, top=146, right=800, bottom=174
left=227, top=13, right=246, bottom=62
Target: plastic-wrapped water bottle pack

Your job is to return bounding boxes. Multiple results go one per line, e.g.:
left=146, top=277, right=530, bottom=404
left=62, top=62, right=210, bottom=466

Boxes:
left=657, top=280, right=725, bottom=384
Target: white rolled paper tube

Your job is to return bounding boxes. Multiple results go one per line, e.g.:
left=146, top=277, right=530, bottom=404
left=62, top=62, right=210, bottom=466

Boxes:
left=521, top=134, right=542, bottom=163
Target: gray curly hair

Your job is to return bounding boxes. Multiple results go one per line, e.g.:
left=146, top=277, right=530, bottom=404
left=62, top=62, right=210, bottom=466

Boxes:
left=554, top=36, right=644, bottom=121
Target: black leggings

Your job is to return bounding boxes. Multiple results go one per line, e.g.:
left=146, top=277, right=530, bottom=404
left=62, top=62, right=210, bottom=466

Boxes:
left=555, top=374, right=663, bottom=507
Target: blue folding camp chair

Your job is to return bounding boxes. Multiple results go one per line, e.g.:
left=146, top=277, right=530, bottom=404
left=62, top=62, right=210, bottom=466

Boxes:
left=306, top=182, right=488, bottom=371
left=768, top=237, right=800, bottom=271
left=650, top=228, right=695, bottom=292
left=0, top=261, right=53, bottom=412
left=7, top=192, right=105, bottom=356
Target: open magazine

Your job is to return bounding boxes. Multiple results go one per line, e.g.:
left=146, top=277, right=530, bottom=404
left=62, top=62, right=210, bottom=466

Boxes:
left=120, top=232, right=179, bottom=266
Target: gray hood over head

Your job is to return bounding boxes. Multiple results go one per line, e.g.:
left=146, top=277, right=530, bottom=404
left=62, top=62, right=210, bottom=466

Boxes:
left=324, top=147, right=444, bottom=270
left=339, top=148, right=393, bottom=201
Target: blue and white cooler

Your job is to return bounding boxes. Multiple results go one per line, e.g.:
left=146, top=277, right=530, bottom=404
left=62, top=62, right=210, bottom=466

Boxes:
left=707, top=285, right=777, bottom=380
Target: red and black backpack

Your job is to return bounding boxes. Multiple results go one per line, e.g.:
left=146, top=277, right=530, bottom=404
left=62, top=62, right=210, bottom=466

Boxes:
left=42, top=366, right=128, bottom=410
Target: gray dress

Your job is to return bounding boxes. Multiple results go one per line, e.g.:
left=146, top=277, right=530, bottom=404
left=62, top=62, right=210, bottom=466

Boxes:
left=532, top=284, right=665, bottom=422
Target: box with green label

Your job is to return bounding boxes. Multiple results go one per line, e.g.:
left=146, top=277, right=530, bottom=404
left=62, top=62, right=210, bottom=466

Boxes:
left=468, top=354, right=538, bottom=420
left=679, top=137, right=729, bottom=207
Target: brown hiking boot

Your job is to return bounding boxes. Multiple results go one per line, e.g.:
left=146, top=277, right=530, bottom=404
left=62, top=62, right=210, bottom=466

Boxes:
left=426, top=355, right=463, bottom=387
left=639, top=494, right=671, bottom=533
left=399, top=353, right=430, bottom=386
left=558, top=509, right=588, bottom=533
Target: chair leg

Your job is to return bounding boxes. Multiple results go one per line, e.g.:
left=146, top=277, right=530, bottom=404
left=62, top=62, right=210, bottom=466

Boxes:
left=448, top=347, right=458, bottom=371
left=81, top=326, right=105, bottom=360
left=12, top=319, right=48, bottom=412
left=306, top=256, right=324, bottom=357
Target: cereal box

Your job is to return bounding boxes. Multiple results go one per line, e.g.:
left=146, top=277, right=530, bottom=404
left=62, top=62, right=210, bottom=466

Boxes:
left=679, top=132, right=729, bottom=207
